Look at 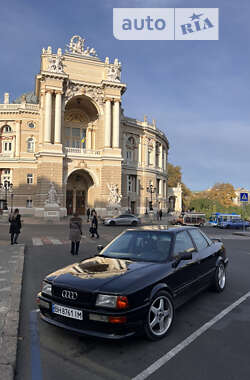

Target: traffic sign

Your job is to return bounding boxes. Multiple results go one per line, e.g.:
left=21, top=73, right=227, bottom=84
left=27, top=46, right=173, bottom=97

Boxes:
left=240, top=192, right=248, bottom=202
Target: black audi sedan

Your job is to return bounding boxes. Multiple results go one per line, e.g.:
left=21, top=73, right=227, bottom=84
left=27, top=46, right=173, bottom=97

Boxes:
left=37, top=226, right=228, bottom=341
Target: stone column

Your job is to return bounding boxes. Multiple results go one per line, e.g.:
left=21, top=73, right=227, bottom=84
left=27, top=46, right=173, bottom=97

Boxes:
left=44, top=91, right=52, bottom=143
left=15, top=121, right=20, bottom=157
left=86, top=127, right=92, bottom=150
left=159, top=145, right=163, bottom=169
left=12, top=136, right=16, bottom=158
left=112, top=100, right=120, bottom=148
left=138, top=136, right=142, bottom=165
left=105, top=99, right=111, bottom=148
left=54, top=92, right=62, bottom=144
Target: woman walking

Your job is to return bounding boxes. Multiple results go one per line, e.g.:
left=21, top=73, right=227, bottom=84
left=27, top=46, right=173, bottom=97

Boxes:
left=90, top=210, right=99, bottom=239
left=9, top=208, right=22, bottom=245
left=69, top=213, right=82, bottom=255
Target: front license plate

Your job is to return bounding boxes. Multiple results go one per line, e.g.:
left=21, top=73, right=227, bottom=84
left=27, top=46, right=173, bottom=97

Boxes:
left=52, top=304, right=83, bottom=320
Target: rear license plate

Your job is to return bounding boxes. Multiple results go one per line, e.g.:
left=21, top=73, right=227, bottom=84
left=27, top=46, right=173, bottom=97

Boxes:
left=52, top=304, right=83, bottom=320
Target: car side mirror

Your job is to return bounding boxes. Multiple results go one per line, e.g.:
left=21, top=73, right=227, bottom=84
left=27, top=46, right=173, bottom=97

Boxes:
left=172, top=248, right=194, bottom=268
left=97, top=245, right=103, bottom=252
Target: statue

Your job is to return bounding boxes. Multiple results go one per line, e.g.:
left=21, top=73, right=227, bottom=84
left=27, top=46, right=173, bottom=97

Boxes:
left=107, top=65, right=121, bottom=82
left=47, top=54, right=64, bottom=74
left=107, top=184, right=122, bottom=205
left=66, top=35, right=98, bottom=57
left=45, top=183, right=59, bottom=206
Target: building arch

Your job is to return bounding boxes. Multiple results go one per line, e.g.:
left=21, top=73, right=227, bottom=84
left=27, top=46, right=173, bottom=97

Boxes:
left=65, top=168, right=97, bottom=215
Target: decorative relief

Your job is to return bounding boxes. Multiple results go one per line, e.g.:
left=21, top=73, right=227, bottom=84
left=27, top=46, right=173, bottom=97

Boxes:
left=106, top=59, right=121, bottom=82
left=65, top=35, right=98, bottom=57
left=64, top=110, right=88, bottom=123
left=64, top=81, right=104, bottom=106
left=47, top=54, right=65, bottom=74
left=126, top=135, right=138, bottom=150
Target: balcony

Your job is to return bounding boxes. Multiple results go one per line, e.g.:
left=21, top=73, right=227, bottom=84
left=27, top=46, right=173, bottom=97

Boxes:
left=64, top=147, right=101, bottom=158
left=0, top=103, right=39, bottom=113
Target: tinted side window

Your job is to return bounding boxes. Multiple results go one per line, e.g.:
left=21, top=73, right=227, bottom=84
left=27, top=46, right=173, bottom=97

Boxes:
left=189, top=229, right=208, bottom=250
left=173, top=231, right=194, bottom=257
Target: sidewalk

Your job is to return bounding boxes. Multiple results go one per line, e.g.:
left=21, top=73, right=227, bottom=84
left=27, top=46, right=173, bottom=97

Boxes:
left=0, top=241, right=25, bottom=380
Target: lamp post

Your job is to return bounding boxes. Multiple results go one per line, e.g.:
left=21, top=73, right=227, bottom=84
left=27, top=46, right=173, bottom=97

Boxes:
left=147, top=184, right=155, bottom=211
left=0, top=180, right=13, bottom=211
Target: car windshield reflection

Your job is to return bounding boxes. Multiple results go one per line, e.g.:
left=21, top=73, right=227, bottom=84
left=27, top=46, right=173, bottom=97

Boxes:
left=100, top=231, right=172, bottom=262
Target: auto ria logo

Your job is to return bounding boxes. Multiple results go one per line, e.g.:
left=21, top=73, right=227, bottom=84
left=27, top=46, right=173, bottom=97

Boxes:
left=113, top=8, right=219, bottom=40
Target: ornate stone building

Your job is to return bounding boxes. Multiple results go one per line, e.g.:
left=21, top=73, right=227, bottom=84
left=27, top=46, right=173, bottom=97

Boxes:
left=0, top=36, right=169, bottom=216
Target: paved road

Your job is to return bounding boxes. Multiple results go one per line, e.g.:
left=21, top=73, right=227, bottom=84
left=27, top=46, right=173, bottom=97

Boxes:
left=13, top=225, right=250, bottom=380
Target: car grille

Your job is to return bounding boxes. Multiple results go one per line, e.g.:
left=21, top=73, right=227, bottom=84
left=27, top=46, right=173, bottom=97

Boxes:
left=52, top=286, right=94, bottom=307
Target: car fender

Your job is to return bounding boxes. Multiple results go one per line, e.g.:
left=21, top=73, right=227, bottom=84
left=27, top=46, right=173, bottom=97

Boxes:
left=215, top=256, right=228, bottom=268
left=149, top=283, right=173, bottom=302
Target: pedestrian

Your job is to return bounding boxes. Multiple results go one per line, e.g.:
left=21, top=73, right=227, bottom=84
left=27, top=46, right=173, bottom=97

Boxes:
left=9, top=208, right=22, bottom=245
left=90, top=210, right=99, bottom=239
left=91, top=208, right=95, bottom=217
left=69, top=213, right=82, bottom=255
left=86, top=208, right=90, bottom=222
left=159, top=209, right=162, bottom=221
left=156, top=210, right=160, bottom=221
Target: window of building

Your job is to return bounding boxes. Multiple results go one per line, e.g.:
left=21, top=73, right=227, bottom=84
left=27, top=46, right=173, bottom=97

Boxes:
left=28, top=122, right=35, bottom=129
left=157, top=179, right=160, bottom=194
left=26, top=199, right=33, bottom=208
left=27, top=174, right=33, bottom=184
left=3, top=142, right=12, bottom=152
left=127, top=175, right=137, bottom=193
left=27, top=138, right=34, bottom=152
left=126, top=150, right=133, bottom=161
left=2, top=125, right=11, bottom=133
left=65, top=127, right=86, bottom=149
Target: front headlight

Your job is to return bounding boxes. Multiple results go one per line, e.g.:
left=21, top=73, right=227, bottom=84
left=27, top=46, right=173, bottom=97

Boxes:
left=96, top=294, right=128, bottom=309
left=42, top=281, right=52, bottom=296
left=96, top=294, right=117, bottom=308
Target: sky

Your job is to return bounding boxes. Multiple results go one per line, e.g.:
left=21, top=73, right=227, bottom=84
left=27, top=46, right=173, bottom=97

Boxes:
left=1, top=0, right=250, bottom=191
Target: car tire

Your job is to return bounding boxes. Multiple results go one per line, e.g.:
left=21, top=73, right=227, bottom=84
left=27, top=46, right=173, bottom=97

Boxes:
left=199, top=223, right=204, bottom=227
left=144, top=291, right=174, bottom=341
left=110, top=221, right=115, bottom=226
left=212, top=262, right=226, bottom=292
left=131, top=221, right=137, bottom=226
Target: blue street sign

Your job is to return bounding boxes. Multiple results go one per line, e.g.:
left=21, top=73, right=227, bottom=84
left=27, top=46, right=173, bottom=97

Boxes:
left=240, top=192, right=248, bottom=202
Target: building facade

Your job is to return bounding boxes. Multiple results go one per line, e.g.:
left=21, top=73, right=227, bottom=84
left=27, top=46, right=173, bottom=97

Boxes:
left=0, top=36, right=169, bottom=217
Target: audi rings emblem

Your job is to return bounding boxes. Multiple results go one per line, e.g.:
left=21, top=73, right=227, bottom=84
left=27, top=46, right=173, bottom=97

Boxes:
left=62, top=290, right=78, bottom=300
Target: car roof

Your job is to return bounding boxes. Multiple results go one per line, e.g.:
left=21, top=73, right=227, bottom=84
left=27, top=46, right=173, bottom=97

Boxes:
left=126, top=225, right=197, bottom=234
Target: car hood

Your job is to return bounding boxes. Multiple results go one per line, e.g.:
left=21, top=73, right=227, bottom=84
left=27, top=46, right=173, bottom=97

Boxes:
left=46, top=255, right=164, bottom=293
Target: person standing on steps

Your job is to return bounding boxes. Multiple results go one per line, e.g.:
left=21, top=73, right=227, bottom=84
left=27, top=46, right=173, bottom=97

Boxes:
left=69, top=213, right=82, bottom=255
left=9, top=208, right=22, bottom=245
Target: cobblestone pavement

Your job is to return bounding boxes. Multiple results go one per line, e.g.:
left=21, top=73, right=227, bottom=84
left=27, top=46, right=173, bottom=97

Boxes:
left=0, top=242, right=25, bottom=380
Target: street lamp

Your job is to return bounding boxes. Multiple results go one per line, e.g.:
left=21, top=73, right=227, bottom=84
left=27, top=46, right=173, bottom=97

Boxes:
left=0, top=180, right=13, bottom=211
left=147, top=184, right=155, bottom=211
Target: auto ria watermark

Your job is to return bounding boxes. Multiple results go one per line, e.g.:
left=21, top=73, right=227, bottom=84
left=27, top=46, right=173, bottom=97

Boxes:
left=113, top=8, right=219, bottom=40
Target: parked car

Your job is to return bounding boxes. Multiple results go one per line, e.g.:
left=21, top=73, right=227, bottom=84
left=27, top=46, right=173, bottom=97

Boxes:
left=37, top=226, right=228, bottom=341
left=103, top=214, right=141, bottom=226
left=218, top=219, right=250, bottom=229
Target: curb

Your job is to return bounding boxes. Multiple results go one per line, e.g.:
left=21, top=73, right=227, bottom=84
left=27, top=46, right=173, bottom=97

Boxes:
left=0, top=244, right=25, bottom=380
left=233, top=231, right=250, bottom=237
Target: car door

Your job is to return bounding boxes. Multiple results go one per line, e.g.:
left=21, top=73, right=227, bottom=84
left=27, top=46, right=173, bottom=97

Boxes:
left=167, top=230, right=201, bottom=306
left=188, top=229, right=216, bottom=287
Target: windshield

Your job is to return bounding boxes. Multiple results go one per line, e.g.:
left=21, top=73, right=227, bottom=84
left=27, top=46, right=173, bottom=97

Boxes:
left=100, top=230, right=173, bottom=262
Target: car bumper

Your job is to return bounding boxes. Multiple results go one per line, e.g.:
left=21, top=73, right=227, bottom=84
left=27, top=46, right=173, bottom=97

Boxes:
left=37, top=293, right=147, bottom=340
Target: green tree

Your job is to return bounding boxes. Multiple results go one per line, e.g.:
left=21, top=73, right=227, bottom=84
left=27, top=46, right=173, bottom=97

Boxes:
left=167, top=163, right=181, bottom=187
